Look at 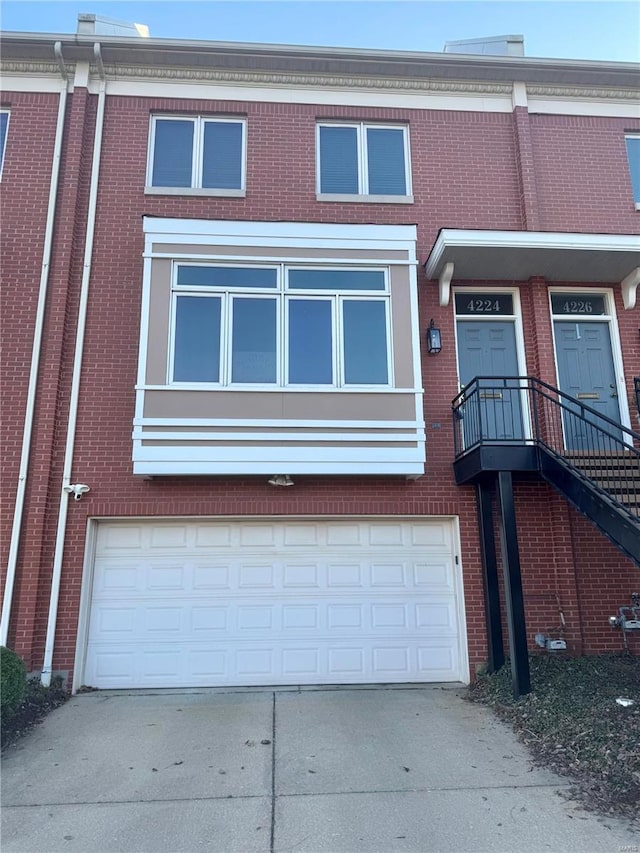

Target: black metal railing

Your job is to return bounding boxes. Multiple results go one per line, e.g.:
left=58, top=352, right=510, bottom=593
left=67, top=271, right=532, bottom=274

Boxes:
left=452, top=376, right=640, bottom=521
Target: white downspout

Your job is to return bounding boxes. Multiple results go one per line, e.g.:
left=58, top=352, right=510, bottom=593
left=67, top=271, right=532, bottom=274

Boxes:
left=41, top=44, right=106, bottom=686
left=1, top=44, right=69, bottom=646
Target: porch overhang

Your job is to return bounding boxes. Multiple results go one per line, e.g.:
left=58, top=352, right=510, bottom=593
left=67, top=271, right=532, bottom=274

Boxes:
left=424, top=229, right=640, bottom=309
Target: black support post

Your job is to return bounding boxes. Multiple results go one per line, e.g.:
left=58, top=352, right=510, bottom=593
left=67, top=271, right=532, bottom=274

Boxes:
left=496, top=471, right=531, bottom=698
left=476, top=480, right=505, bottom=673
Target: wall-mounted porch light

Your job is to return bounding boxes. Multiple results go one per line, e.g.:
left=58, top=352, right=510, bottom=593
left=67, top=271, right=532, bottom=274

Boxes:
left=426, top=320, right=442, bottom=354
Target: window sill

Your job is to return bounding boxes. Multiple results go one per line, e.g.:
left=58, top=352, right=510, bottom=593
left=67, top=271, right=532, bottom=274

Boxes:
left=138, top=383, right=421, bottom=394
left=145, top=187, right=246, bottom=197
left=316, top=193, right=414, bottom=204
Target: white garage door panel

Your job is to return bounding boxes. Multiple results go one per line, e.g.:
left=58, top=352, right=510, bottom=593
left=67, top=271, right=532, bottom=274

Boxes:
left=88, top=640, right=460, bottom=686
left=84, top=519, right=465, bottom=688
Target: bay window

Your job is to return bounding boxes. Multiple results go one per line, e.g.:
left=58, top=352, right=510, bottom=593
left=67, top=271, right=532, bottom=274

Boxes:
left=170, top=264, right=391, bottom=387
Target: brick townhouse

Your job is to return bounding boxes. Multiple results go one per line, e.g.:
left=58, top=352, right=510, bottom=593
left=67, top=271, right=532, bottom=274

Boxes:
left=1, top=19, right=639, bottom=694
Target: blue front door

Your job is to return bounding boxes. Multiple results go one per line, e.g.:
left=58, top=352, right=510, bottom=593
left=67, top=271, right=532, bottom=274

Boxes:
left=554, top=321, right=621, bottom=450
left=457, top=320, right=523, bottom=445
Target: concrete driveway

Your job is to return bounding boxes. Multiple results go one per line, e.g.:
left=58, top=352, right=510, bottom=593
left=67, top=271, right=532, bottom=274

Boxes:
left=2, top=685, right=636, bottom=853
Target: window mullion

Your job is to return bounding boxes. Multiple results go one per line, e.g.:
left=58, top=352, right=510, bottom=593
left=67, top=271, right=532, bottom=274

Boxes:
left=168, top=290, right=178, bottom=384
left=336, top=295, right=344, bottom=387
left=359, top=124, right=368, bottom=194
left=222, top=293, right=230, bottom=385
left=278, top=265, right=285, bottom=385
left=402, top=126, right=411, bottom=194
left=193, top=118, right=201, bottom=188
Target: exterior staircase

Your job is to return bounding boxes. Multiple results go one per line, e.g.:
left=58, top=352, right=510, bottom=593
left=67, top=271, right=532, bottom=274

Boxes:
left=565, top=452, right=640, bottom=514
left=452, top=376, right=640, bottom=566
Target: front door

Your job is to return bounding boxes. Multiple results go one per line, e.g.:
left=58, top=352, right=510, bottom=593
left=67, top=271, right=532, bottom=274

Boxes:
left=457, top=320, right=523, bottom=444
left=554, top=321, right=621, bottom=449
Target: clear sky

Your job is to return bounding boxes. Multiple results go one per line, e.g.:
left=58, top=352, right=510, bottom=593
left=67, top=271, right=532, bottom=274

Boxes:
left=2, top=0, right=639, bottom=63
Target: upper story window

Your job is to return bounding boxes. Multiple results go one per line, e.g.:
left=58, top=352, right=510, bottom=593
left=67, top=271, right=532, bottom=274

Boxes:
left=146, top=115, right=246, bottom=195
left=625, top=134, right=640, bottom=208
left=316, top=122, right=412, bottom=202
left=171, top=264, right=391, bottom=387
left=0, top=110, right=9, bottom=178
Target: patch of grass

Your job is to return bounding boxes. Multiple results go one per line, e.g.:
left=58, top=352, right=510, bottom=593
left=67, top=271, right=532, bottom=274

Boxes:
left=469, top=654, right=640, bottom=824
left=1, top=676, right=68, bottom=750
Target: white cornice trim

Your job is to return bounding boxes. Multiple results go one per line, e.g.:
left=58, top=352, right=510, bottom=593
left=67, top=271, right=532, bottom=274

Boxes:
left=2, top=60, right=637, bottom=102
left=1, top=60, right=61, bottom=74
left=98, top=65, right=512, bottom=94
left=0, top=60, right=640, bottom=103
left=527, top=84, right=640, bottom=101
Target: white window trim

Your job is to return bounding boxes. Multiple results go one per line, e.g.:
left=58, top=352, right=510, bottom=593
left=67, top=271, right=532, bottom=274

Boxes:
left=453, top=286, right=532, bottom=443
left=229, top=292, right=280, bottom=386
left=146, top=114, right=247, bottom=193
left=144, top=218, right=418, bottom=248
left=168, top=262, right=393, bottom=390
left=145, top=187, right=246, bottom=197
left=548, top=286, right=632, bottom=438
left=316, top=121, right=412, bottom=201
left=168, top=291, right=225, bottom=387
left=625, top=133, right=640, bottom=209
left=134, top=220, right=423, bottom=477
left=0, top=109, right=10, bottom=181
left=284, top=294, right=338, bottom=387
left=338, top=294, right=393, bottom=388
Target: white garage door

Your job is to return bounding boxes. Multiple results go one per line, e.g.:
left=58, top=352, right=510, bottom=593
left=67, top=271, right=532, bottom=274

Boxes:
left=83, top=519, right=466, bottom=689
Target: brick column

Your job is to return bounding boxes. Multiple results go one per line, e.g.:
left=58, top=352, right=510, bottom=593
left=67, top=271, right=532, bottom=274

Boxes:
left=512, top=96, right=541, bottom=231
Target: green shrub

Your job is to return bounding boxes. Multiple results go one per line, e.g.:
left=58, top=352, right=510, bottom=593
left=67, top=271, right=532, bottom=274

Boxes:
left=1, top=646, right=27, bottom=718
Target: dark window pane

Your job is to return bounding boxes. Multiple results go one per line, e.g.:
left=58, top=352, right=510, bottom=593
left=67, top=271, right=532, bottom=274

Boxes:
left=343, top=301, right=388, bottom=384
left=173, top=296, right=221, bottom=381
left=288, top=300, right=333, bottom=384
left=177, top=266, right=277, bottom=288
left=319, top=126, right=359, bottom=193
left=550, top=294, right=606, bottom=316
left=626, top=137, right=640, bottom=203
left=366, top=128, right=407, bottom=195
left=0, top=112, right=8, bottom=167
left=289, top=269, right=386, bottom=291
left=152, top=120, right=193, bottom=187
left=231, top=298, right=277, bottom=383
left=202, top=121, right=243, bottom=189
left=454, top=293, right=514, bottom=315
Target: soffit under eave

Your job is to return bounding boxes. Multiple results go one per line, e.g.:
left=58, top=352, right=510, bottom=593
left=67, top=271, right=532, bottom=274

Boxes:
left=423, top=231, right=640, bottom=309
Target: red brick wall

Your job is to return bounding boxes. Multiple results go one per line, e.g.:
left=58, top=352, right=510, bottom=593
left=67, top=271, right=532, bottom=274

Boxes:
left=2, top=91, right=639, bottom=682
left=530, top=114, right=640, bottom=233
left=0, top=92, right=60, bottom=583
left=1, top=89, right=97, bottom=665
left=570, top=508, right=640, bottom=654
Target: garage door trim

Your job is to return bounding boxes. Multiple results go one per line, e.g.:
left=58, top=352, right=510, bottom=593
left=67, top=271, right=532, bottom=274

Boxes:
left=73, top=515, right=468, bottom=692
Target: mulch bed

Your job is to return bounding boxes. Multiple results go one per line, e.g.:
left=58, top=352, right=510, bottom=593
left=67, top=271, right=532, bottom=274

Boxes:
left=469, top=653, right=640, bottom=825
left=1, top=677, right=68, bottom=751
